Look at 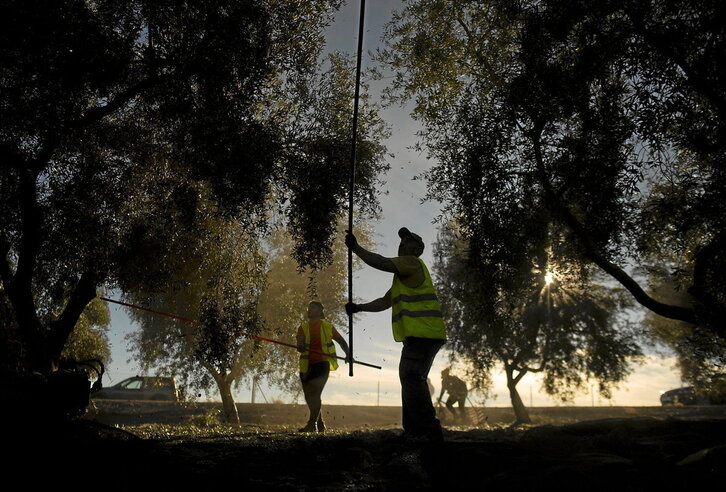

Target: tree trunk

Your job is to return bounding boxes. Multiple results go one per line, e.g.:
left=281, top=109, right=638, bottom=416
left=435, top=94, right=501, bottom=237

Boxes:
left=506, top=372, right=531, bottom=424
left=2, top=167, right=98, bottom=374
left=217, top=377, right=240, bottom=425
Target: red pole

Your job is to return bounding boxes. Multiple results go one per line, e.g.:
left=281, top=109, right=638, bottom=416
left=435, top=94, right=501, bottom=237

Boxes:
left=100, top=297, right=381, bottom=370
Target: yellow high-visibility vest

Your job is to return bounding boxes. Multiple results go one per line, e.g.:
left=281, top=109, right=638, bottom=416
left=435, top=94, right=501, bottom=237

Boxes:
left=390, top=258, right=446, bottom=342
left=299, top=319, right=339, bottom=372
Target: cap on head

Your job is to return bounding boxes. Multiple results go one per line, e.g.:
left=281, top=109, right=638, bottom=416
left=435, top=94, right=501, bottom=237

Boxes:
left=398, top=227, right=425, bottom=256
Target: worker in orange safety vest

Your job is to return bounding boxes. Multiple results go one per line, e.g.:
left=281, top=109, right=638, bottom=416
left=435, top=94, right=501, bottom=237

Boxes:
left=296, top=301, right=349, bottom=433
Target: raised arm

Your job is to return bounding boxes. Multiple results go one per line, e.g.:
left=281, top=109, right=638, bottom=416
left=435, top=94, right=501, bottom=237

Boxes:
left=345, top=231, right=397, bottom=273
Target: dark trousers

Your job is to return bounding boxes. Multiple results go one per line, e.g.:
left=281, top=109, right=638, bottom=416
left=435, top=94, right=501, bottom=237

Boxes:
left=399, top=337, right=445, bottom=436
left=300, top=362, right=330, bottom=424
left=446, top=394, right=467, bottom=419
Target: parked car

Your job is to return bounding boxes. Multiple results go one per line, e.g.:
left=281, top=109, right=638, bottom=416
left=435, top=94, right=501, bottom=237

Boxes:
left=92, top=376, right=179, bottom=401
left=660, top=387, right=707, bottom=405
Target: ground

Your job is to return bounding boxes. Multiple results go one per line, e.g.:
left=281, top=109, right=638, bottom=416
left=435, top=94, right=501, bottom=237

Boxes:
left=7, top=402, right=726, bottom=490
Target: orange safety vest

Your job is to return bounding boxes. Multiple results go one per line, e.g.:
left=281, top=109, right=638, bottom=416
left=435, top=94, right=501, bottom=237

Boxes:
left=299, top=319, right=339, bottom=372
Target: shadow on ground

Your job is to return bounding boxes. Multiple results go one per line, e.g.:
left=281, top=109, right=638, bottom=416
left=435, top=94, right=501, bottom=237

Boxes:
left=8, top=412, right=726, bottom=491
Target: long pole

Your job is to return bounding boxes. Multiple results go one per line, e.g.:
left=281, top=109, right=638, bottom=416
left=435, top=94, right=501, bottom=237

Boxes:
left=348, top=0, right=366, bottom=378
left=100, top=297, right=382, bottom=370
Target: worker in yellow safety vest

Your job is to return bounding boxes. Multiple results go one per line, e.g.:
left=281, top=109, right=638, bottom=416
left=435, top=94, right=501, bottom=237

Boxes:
left=296, top=301, right=349, bottom=433
left=345, top=227, right=446, bottom=443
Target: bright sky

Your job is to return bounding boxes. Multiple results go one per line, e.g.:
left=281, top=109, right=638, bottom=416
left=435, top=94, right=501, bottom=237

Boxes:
left=103, top=0, right=684, bottom=408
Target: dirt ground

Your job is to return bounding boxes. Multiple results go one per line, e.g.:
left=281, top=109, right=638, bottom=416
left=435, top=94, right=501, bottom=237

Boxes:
left=8, top=401, right=726, bottom=491
left=87, top=398, right=726, bottom=428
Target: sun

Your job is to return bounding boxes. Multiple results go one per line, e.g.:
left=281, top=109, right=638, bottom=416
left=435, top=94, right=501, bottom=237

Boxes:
left=544, top=272, right=554, bottom=285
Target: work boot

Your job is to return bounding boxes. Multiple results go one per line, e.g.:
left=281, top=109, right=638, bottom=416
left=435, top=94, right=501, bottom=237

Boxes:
left=316, top=416, right=326, bottom=433
left=298, top=422, right=317, bottom=433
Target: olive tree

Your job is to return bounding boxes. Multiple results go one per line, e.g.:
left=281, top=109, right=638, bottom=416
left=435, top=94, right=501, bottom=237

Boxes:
left=122, top=50, right=388, bottom=422
left=434, top=223, right=642, bottom=423
left=1, top=0, right=391, bottom=382
left=381, top=0, right=726, bottom=343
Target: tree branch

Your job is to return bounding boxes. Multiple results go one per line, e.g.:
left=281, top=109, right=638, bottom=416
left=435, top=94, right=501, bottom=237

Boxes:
left=513, top=368, right=528, bottom=385
left=198, top=358, right=222, bottom=381
left=13, top=169, right=42, bottom=289
left=31, top=74, right=166, bottom=173
left=456, top=17, right=473, bottom=41
left=4, top=169, right=44, bottom=343
left=530, top=124, right=698, bottom=325
left=71, top=76, right=161, bottom=130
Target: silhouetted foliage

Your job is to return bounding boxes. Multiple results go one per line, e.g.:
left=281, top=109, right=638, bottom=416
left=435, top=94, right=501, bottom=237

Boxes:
left=434, top=223, right=642, bottom=423
left=60, top=298, right=111, bottom=366
left=257, top=219, right=375, bottom=397
left=0, top=1, right=388, bottom=375
left=642, top=269, right=726, bottom=391
left=125, top=196, right=268, bottom=424
left=381, top=1, right=726, bottom=348
left=276, top=53, right=389, bottom=268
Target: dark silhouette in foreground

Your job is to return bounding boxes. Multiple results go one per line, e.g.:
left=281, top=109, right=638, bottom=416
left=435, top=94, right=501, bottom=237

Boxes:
left=346, top=227, right=447, bottom=444
left=9, top=407, right=726, bottom=491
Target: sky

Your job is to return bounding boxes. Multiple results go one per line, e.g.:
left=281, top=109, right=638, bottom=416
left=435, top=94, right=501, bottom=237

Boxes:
left=102, top=0, right=685, bottom=408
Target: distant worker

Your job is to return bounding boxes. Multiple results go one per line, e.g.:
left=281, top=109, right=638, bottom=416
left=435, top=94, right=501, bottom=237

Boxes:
left=438, top=367, right=468, bottom=421
left=345, top=227, right=447, bottom=444
left=296, top=301, right=349, bottom=433
left=427, top=377, right=435, bottom=397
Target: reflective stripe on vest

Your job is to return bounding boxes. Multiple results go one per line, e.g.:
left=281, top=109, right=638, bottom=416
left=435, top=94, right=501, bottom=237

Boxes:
left=299, top=320, right=339, bottom=372
left=390, top=258, right=446, bottom=342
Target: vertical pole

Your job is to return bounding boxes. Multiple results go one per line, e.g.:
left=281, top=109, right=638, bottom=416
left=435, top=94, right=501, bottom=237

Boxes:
left=251, top=375, right=256, bottom=404
left=348, top=0, right=366, bottom=377
left=377, top=381, right=380, bottom=407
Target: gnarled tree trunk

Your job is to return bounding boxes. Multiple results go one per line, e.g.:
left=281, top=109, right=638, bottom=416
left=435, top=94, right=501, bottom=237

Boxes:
left=216, top=375, right=240, bottom=425
left=505, top=366, right=531, bottom=424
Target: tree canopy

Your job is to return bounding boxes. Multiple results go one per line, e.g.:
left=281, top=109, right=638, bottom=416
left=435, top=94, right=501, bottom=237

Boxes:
left=125, top=206, right=373, bottom=420
left=124, top=189, right=269, bottom=423
left=434, top=222, right=641, bottom=422
left=0, top=0, right=388, bottom=374
left=258, top=219, right=376, bottom=398
left=381, top=0, right=726, bottom=346
left=60, top=298, right=111, bottom=367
